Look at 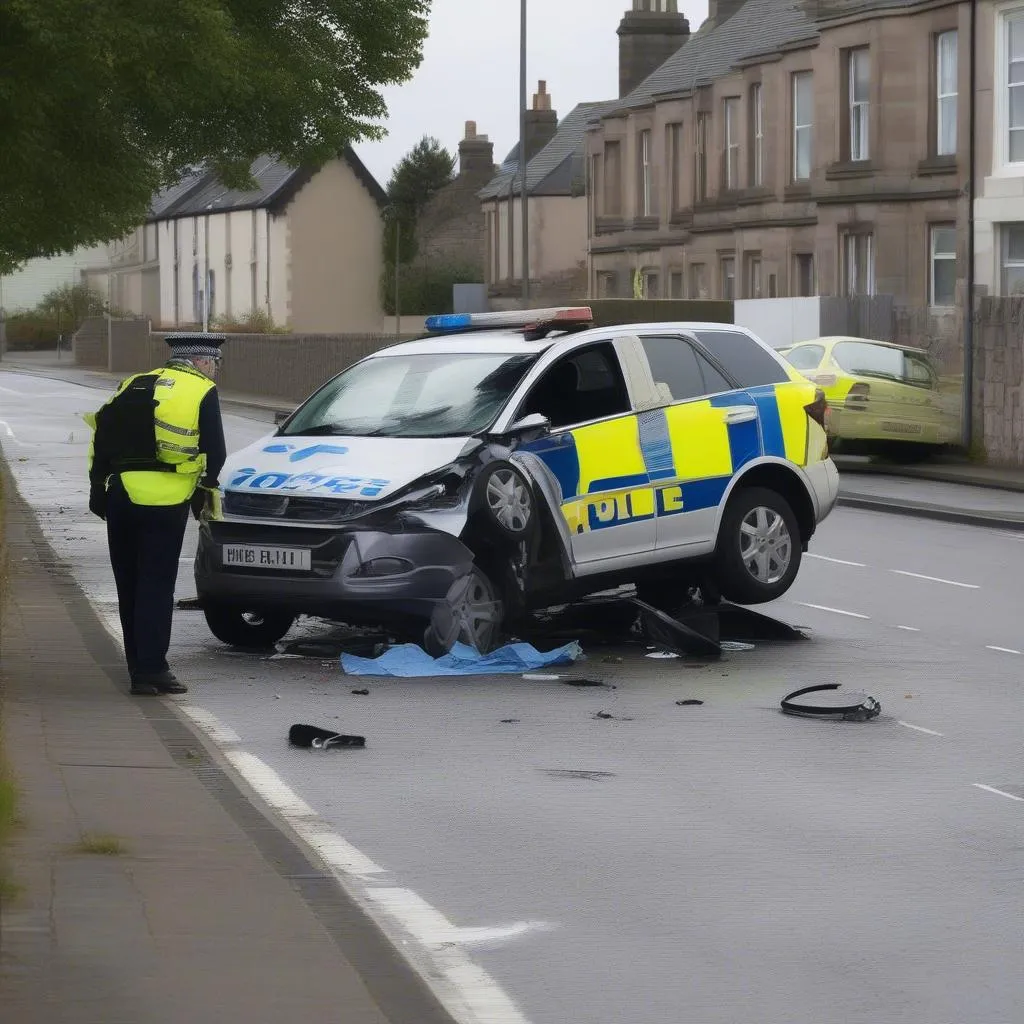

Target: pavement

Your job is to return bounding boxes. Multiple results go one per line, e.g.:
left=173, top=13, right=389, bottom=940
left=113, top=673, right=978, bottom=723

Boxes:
left=3, top=363, right=1024, bottom=1023
left=0, top=470, right=455, bottom=1023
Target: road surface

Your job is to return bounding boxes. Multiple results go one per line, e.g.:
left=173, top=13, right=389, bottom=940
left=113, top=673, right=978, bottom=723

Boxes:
left=2, top=369, right=1021, bottom=1024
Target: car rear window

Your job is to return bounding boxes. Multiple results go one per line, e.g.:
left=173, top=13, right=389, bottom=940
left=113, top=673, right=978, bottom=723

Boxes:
left=832, top=341, right=935, bottom=386
left=694, top=330, right=790, bottom=387
left=783, top=344, right=825, bottom=371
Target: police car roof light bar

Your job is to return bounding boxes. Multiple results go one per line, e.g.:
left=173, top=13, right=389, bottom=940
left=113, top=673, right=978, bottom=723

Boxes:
left=424, top=306, right=594, bottom=335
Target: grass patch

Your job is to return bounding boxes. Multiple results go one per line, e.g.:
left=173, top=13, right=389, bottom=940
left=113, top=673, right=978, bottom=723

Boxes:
left=73, top=833, right=128, bottom=857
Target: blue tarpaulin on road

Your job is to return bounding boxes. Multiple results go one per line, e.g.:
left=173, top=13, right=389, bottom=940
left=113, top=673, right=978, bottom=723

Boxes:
left=340, top=641, right=583, bottom=677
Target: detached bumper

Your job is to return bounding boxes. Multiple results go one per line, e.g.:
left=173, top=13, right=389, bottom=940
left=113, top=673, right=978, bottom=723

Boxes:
left=194, top=519, right=475, bottom=620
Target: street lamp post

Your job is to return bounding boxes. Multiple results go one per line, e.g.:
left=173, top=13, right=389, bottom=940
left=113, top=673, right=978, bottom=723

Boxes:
left=519, top=0, right=530, bottom=307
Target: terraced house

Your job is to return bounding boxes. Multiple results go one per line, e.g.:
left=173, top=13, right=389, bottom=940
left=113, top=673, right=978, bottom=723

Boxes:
left=587, top=0, right=969, bottom=310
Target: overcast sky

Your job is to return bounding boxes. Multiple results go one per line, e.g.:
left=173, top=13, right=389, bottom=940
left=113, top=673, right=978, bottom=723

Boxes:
left=354, top=0, right=709, bottom=188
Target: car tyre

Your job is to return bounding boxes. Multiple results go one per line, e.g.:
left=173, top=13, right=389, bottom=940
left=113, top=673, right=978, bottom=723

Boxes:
left=423, top=566, right=505, bottom=657
left=473, top=461, right=535, bottom=542
left=202, top=603, right=296, bottom=649
left=714, top=487, right=802, bottom=605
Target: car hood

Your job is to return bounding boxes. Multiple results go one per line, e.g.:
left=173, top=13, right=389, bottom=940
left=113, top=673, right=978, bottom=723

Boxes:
left=222, top=434, right=474, bottom=501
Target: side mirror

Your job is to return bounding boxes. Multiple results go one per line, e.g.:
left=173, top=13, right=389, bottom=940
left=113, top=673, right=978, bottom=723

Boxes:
left=506, top=413, right=550, bottom=437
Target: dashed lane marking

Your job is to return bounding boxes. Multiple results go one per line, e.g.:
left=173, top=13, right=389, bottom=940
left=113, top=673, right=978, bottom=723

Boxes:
left=806, top=553, right=867, bottom=567
left=894, top=625, right=921, bottom=632
left=897, top=721, right=944, bottom=737
left=985, top=645, right=1021, bottom=655
left=973, top=784, right=1024, bottom=803
left=890, top=569, right=979, bottom=590
left=795, top=602, right=870, bottom=619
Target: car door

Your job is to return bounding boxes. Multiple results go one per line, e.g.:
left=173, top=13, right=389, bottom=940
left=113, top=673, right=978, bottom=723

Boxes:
left=515, top=340, right=655, bottom=567
left=635, top=334, right=763, bottom=552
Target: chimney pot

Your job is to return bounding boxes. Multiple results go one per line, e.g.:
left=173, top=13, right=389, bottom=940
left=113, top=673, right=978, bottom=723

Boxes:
left=464, top=120, right=477, bottom=140
left=532, top=80, right=552, bottom=111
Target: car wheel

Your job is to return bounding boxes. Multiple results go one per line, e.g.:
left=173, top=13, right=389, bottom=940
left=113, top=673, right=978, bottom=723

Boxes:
left=423, top=566, right=505, bottom=657
left=475, top=461, right=534, bottom=542
left=202, top=603, right=296, bottom=649
left=715, top=487, right=801, bottom=604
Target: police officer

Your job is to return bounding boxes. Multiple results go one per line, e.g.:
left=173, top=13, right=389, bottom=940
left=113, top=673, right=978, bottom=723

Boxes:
left=86, top=333, right=228, bottom=695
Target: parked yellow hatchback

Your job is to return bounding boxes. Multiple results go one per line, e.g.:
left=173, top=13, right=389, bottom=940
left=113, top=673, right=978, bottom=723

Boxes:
left=778, top=336, right=960, bottom=458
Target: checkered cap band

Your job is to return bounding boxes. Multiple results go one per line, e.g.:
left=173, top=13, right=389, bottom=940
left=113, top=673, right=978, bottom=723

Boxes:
left=164, top=333, right=225, bottom=360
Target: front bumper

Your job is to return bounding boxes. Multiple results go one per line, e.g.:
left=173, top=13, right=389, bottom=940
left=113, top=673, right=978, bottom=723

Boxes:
left=194, top=518, right=476, bottom=622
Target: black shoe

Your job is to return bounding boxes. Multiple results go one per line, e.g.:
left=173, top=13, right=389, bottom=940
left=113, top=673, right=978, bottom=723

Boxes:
left=133, top=671, right=188, bottom=695
left=130, top=678, right=160, bottom=696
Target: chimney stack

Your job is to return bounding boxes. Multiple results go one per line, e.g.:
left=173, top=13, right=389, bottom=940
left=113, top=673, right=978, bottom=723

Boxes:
left=458, top=120, right=495, bottom=178
left=618, top=0, right=691, bottom=99
left=522, top=80, right=559, bottom=165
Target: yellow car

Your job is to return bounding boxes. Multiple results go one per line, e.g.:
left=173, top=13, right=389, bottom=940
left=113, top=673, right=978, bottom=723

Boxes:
left=778, top=336, right=960, bottom=458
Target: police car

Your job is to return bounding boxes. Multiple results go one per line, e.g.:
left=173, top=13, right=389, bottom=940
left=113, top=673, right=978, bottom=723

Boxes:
left=194, top=307, right=839, bottom=653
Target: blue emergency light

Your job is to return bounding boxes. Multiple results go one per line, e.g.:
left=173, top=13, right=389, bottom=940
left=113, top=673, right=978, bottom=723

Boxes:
left=424, top=307, right=594, bottom=335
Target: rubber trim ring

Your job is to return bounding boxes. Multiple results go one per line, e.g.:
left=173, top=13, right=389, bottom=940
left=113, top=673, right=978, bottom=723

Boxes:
left=780, top=683, right=881, bottom=719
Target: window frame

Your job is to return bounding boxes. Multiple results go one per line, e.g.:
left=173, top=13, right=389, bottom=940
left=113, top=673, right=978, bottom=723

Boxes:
left=750, top=83, right=764, bottom=186
left=935, top=30, right=958, bottom=157
left=667, top=122, right=684, bottom=214
left=720, top=255, right=736, bottom=300
left=841, top=231, right=875, bottom=297
left=792, top=71, right=813, bottom=182
left=847, top=47, right=870, bottom=162
left=639, top=334, right=732, bottom=404
left=929, top=224, right=957, bottom=308
left=793, top=253, right=815, bottom=297
left=638, top=129, right=653, bottom=217
left=996, top=6, right=1024, bottom=173
left=604, top=141, right=623, bottom=216
left=745, top=252, right=763, bottom=298
left=724, top=97, right=741, bottom=190
left=1000, top=222, right=1024, bottom=294
left=695, top=112, right=710, bottom=202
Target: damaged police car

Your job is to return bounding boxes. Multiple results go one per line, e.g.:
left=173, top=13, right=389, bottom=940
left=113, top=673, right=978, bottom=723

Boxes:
left=195, top=307, right=839, bottom=654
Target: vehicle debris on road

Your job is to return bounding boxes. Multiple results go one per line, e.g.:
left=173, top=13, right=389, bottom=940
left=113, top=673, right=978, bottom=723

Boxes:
left=340, top=639, right=582, bottom=678
left=288, top=724, right=366, bottom=749
left=780, top=683, right=881, bottom=721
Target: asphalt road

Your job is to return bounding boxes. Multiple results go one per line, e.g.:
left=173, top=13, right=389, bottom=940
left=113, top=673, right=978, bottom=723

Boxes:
left=2, top=369, right=1022, bottom=1024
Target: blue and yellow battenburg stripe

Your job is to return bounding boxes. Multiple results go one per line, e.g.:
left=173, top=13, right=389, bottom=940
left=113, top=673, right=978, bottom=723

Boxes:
left=520, top=384, right=814, bottom=534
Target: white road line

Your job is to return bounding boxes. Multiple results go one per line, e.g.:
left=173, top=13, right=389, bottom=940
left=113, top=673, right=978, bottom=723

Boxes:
left=890, top=569, right=979, bottom=590
left=895, top=625, right=921, bottom=632
left=897, top=721, right=944, bottom=737
left=184, top=708, right=535, bottom=1024
left=806, top=553, right=866, bottom=567
left=973, top=783, right=1024, bottom=803
left=986, top=645, right=1021, bottom=655
left=0, top=419, right=15, bottom=438
left=178, top=705, right=242, bottom=746
left=795, top=602, right=870, bottom=620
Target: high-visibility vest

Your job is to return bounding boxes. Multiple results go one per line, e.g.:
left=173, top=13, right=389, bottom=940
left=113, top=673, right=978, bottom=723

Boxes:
left=85, top=364, right=215, bottom=506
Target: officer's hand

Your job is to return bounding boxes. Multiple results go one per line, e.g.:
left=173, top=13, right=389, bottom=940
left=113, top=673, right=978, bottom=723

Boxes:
left=88, top=487, right=107, bottom=521
left=189, top=489, right=208, bottom=522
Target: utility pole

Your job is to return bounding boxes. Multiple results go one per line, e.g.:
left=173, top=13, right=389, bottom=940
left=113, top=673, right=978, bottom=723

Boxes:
left=519, top=0, right=530, bottom=307
left=394, top=213, right=401, bottom=339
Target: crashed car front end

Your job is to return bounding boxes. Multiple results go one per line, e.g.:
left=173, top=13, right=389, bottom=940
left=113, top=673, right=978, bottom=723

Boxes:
left=194, top=434, right=528, bottom=631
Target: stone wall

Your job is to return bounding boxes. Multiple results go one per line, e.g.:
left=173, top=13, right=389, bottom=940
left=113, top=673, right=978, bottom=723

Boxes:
left=72, top=317, right=108, bottom=368
left=973, top=298, right=1024, bottom=466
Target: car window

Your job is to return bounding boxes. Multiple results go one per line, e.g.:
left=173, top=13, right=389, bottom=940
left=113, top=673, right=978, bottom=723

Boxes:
left=783, top=344, right=825, bottom=371
left=519, top=342, right=631, bottom=430
left=904, top=354, right=936, bottom=387
left=832, top=341, right=933, bottom=386
left=694, top=330, right=790, bottom=387
left=641, top=335, right=734, bottom=401
left=281, top=352, right=538, bottom=438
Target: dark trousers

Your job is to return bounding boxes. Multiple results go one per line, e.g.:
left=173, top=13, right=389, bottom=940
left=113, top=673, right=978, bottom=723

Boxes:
left=106, top=479, right=189, bottom=677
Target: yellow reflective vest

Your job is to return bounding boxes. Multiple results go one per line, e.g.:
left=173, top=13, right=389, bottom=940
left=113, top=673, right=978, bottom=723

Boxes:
left=85, top=364, right=215, bottom=506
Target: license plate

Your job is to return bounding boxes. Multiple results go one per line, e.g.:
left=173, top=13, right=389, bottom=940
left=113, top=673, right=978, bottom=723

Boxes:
left=222, top=545, right=312, bottom=571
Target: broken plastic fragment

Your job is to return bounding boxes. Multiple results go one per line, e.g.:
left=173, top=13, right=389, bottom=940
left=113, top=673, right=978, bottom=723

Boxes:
left=676, top=699, right=704, bottom=706
left=289, top=724, right=366, bottom=749
left=780, top=684, right=881, bottom=721
left=351, top=688, right=370, bottom=696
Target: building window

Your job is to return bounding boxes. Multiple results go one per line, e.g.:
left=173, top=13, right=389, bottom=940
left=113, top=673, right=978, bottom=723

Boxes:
left=794, top=253, right=815, bottom=296
left=670, top=271, right=684, bottom=298
left=1000, top=223, right=1024, bottom=294
left=591, top=155, right=603, bottom=221
left=792, top=72, right=813, bottom=181
left=723, top=98, right=740, bottom=190
left=689, top=262, right=708, bottom=299
left=642, top=268, right=660, bottom=298
left=695, top=113, right=709, bottom=202
left=768, top=273, right=778, bottom=298
left=745, top=253, right=763, bottom=298
left=750, top=84, right=764, bottom=187
left=847, top=48, right=870, bottom=161
left=638, top=130, right=653, bottom=217
left=936, top=31, right=958, bottom=156
left=596, top=271, right=617, bottom=298
left=720, top=256, right=736, bottom=300
left=1004, top=11, right=1024, bottom=165
left=604, top=141, right=622, bottom=216
left=841, top=232, right=875, bottom=296
left=667, top=122, right=683, bottom=213
left=930, top=224, right=957, bottom=307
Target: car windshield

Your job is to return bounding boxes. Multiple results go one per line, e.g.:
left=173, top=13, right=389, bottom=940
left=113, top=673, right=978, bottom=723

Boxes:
left=281, top=352, right=539, bottom=438
left=832, top=341, right=932, bottom=385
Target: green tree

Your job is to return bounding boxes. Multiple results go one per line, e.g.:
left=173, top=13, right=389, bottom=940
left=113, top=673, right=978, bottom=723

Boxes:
left=36, top=284, right=107, bottom=331
left=0, top=0, right=430, bottom=273
left=383, top=136, right=456, bottom=266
